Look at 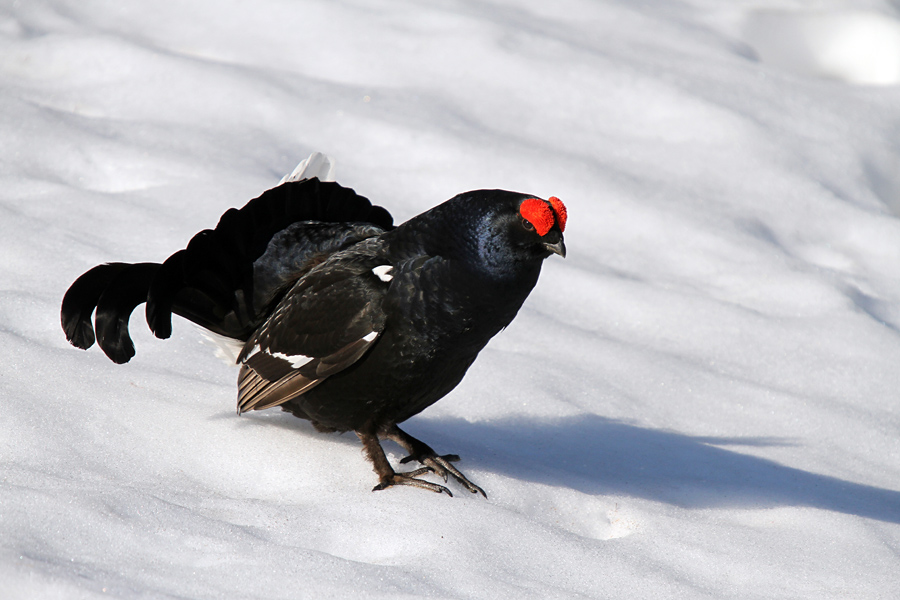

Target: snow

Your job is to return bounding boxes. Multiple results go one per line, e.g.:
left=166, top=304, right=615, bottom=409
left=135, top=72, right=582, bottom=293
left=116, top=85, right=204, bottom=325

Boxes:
left=2, top=0, right=900, bottom=598
left=743, top=9, right=900, bottom=85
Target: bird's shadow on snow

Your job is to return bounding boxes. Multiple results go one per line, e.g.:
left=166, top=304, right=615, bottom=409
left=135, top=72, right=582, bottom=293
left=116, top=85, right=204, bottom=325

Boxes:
left=403, top=415, right=900, bottom=524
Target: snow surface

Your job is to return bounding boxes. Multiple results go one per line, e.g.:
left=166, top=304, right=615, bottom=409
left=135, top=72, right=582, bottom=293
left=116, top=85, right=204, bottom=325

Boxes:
left=3, top=0, right=900, bottom=598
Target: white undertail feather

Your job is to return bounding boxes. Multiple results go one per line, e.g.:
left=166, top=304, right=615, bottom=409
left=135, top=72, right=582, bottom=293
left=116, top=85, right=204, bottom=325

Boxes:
left=279, top=152, right=336, bottom=184
left=197, top=327, right=245, bottom=365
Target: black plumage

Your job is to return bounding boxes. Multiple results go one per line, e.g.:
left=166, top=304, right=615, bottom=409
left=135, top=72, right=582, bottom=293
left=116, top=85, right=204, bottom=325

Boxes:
left=62, top=176, right=566, bottom=496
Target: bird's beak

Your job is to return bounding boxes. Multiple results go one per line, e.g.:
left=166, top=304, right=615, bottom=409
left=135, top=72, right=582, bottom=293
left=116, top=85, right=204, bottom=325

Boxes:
left=543, top=238, right=566, bottom=258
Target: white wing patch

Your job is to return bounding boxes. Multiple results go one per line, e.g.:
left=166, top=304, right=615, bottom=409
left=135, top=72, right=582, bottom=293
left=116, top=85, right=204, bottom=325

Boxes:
left=237, top=330, right=382, bottom=413
left=372, top=265, right=394, bottom=282
left=271, top=351, right=315, bottom=369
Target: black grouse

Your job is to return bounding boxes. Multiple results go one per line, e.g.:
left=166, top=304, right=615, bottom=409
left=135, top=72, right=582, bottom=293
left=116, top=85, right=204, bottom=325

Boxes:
left=61, top=167, right=567, bottom=497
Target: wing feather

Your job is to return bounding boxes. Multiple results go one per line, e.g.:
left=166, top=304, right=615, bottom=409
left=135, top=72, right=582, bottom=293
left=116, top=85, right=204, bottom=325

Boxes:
left=236, top=331, right=379, bottom=413
left=235, top=249, right=392, bottom=413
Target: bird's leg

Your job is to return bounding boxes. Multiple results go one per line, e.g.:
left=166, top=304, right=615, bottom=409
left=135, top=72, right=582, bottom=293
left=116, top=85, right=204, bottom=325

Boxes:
left=385, top=424, right=487, bottom=498
left=355, top=426, right=452, bottom=496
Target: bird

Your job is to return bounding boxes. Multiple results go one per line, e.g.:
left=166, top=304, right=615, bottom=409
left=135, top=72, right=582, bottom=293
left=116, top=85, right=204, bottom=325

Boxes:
left=61, top=155, right=567, bottom=497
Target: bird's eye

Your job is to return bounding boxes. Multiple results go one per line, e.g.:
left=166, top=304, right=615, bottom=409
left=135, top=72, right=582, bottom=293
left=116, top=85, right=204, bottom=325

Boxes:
left=522, top=218, right=535, bottom=231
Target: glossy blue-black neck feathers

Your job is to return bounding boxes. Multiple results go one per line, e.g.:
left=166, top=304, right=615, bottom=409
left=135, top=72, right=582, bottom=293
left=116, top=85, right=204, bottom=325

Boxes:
left=387, top=189, right=550, bottom=283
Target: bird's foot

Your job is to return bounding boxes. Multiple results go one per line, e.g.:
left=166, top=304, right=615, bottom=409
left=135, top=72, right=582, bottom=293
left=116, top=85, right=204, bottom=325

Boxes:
left=363, top=424, right=488, bottom=498
left=400, top=453, right=486, bottom=498
left=372, top=472, right=453, bottom=496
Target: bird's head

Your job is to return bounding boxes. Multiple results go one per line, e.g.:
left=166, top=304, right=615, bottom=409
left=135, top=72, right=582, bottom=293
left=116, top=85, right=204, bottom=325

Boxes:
left=479, top=193, right=567, bottom=263
left=402, top=189, right=567, bottom=281
left=517, top=196, right=567, bottom=259
left=446, top=190, right=567, bottom=281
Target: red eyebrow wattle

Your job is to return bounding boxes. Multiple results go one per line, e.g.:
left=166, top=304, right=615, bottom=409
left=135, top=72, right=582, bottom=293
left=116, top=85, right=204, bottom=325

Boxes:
left=548, top=197, right=566, bottom=232
left=519, top=198, right=555, bottom=236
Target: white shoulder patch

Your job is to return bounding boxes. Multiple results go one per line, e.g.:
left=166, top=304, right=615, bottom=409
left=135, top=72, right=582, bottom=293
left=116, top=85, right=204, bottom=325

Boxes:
left=363, top=331, right=378, bottom=342
left=372, top=265, right=394, bottom=282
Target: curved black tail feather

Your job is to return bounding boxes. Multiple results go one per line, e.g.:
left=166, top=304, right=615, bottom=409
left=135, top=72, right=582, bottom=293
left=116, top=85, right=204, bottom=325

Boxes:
left=146, top=178, right=393, bottom=342
left=62, top=177, right=394, bottom=363
left=94, top=263, right=161, bottom=363
left=61, top=262, right=160, bottom=363
left=62, top=262, right=132, bottom=350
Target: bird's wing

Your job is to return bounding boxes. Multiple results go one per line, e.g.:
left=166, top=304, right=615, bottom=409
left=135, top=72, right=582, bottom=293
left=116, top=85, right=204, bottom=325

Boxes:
left=236, top=250, right=393, bottom=412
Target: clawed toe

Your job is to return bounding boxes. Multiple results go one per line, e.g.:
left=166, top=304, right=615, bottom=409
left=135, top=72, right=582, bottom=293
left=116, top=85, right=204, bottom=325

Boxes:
left=358, top=424, right=488, bottom=498
left=373, top=473, right=453, bottom=496
left=401, top=453, right=459, bottom=465
left=429, top=455, right=486, bottom=497
left=400, top=453, right=486, bottom=497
